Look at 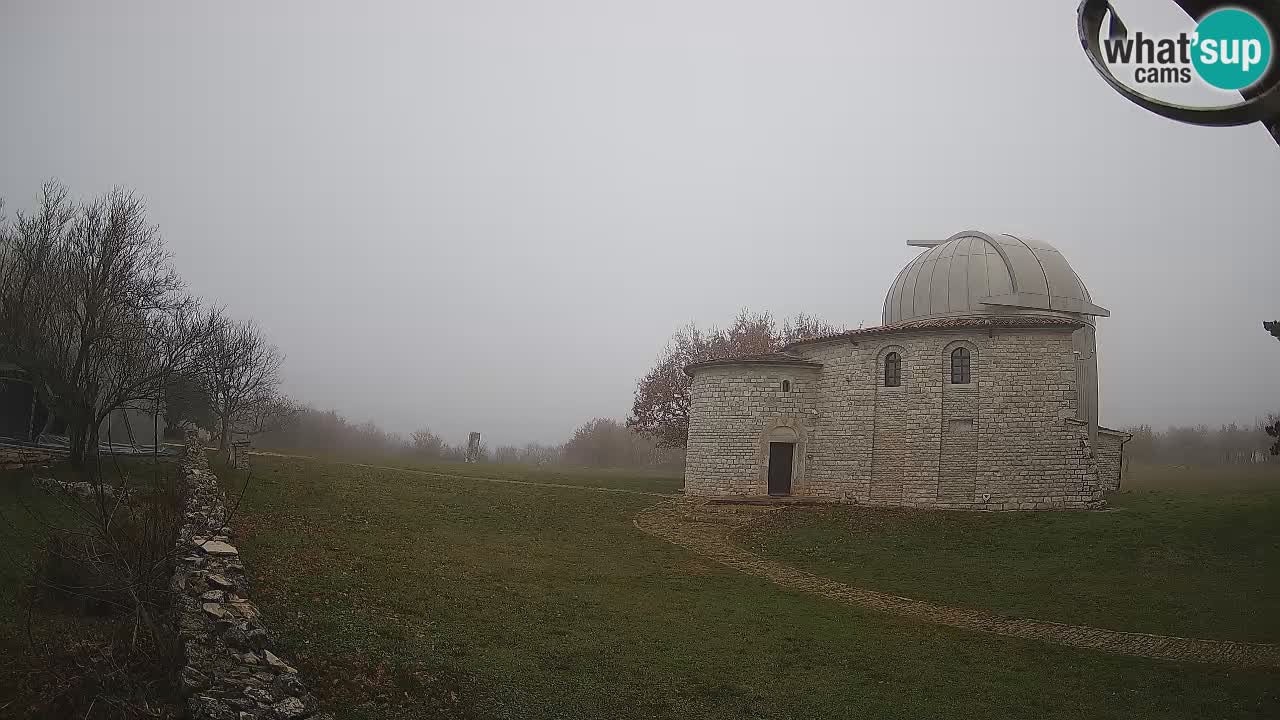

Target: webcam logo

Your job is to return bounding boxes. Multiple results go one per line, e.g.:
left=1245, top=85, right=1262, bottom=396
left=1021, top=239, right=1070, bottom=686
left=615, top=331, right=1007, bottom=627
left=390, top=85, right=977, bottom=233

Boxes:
left=1101, top=6, right=1272, bottom=90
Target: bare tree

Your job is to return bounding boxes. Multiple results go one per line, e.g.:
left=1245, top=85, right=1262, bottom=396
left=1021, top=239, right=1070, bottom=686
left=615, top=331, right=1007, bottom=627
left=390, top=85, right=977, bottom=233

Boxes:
left=628, top=309, right=840, bottom=448
left=411, top=427, right=446, bottom=458
left=563, top=417, right=681, bottom=468
left=199, top=315, right=293, bottom=450
left=0, top=182, right=207, bottom=465
left=255, top=405, right=405, bottom=456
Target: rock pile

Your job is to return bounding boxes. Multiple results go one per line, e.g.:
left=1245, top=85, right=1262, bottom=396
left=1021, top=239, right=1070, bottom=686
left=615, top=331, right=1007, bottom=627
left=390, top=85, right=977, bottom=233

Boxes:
left=171, top=434, right=329, bottom=720
left=0, top=447, right=53, bottom=470
left=36, top=476, right=127, bottom=500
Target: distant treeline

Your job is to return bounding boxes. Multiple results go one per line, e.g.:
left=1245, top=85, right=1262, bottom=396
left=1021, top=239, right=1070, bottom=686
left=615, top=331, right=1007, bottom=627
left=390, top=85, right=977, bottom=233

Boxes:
left=254, top=407, right=1277, bottom=472
left=255, top=407, right=406, bottom=457
left=1123, top=422, right=1278, bottom=466
left=254, top=407, right=684, bottom=471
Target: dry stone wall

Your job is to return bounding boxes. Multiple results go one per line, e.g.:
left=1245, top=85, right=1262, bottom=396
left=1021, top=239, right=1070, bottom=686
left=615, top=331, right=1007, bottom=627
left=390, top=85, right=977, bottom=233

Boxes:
left=685, top=327, right=1119, bottom=510
left=171, top=434, right=330, bottom=720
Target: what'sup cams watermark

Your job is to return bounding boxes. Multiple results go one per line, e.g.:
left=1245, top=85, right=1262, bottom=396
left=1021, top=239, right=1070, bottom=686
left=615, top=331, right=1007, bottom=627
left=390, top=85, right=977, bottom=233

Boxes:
left=1101, top=7, right=1273, bottom=90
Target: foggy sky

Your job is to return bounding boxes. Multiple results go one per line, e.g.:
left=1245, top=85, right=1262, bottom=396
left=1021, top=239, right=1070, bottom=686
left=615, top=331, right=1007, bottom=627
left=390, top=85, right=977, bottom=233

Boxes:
left=2, top=0, right=1277, bottom=447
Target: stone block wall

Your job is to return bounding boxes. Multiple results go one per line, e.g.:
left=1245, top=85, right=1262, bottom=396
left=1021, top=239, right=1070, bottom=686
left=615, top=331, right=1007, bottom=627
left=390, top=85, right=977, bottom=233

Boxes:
left=1095, top=427, right=1130, bottom=491
left=685, top=327, right=1111, bottom=510
left=939, top=361, right=980, bottom=504
left=684, top=365, right=818, bottom=496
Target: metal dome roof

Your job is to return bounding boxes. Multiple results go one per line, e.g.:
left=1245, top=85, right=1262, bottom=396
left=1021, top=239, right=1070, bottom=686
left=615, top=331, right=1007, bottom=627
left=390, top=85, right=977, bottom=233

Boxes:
left=882, top=230, right=1109, bottom=326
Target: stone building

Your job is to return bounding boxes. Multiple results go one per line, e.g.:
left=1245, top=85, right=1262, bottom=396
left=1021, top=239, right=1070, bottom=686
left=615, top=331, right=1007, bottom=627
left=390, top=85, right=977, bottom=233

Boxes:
left=684, top=230, right=1130, bottom=510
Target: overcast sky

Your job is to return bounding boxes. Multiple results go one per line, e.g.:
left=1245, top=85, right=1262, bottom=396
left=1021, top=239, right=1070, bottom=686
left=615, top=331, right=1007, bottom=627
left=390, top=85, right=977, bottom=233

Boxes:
left=2, top=0, right=1277, bottom=446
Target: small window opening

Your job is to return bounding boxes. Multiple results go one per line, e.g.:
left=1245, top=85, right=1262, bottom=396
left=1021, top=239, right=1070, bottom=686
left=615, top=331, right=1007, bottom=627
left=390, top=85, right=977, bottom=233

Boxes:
left=884, top=352, right=901, bottom=387
left=951, top=347, right=972, bottom=384
left=781, top=380, right=791, bottom=393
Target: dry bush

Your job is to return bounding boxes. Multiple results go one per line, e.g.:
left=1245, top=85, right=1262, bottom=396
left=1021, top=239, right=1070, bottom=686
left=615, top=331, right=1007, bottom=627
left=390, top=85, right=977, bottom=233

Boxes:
left=4, top=455, right=187, bottom=719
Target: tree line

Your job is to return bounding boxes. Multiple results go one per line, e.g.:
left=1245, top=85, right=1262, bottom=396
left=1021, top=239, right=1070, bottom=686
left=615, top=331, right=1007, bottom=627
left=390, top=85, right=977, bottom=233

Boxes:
left=255, top=411, right=683, bottom=471
left=0, top=175, right=688, bottom=474
left=1123, top=422, right=1278, bottom=466
left=409, top=418, right=682, bottom=469
left=0, top=181, right=292, bottom=465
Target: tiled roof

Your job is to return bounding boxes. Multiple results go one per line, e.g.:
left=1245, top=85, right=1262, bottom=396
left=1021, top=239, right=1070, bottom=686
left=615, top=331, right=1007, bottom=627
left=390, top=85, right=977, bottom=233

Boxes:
left=783, top=315, right=1085, bottom=350
left=684, top=351, right=823, bottom=376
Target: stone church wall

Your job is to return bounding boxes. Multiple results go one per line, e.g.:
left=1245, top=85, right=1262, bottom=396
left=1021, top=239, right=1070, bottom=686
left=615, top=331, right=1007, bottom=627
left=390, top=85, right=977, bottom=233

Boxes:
left=686, top=327, right=1113, bottom=510
left=684, top=364, right=818, bottom=496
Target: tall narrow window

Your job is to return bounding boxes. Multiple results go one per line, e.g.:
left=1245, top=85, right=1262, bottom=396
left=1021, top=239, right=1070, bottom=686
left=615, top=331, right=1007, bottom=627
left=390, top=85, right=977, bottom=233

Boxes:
left=884, top=352, right=901, bottom=387
left=951, top=347, right=971, bottom=384
left=781, top=380, right=791, bottom=393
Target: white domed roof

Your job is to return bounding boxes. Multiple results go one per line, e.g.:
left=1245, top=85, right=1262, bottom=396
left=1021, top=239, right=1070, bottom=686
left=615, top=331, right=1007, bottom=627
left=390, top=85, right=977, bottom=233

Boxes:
left=882, top=231, right=1108, bottom=326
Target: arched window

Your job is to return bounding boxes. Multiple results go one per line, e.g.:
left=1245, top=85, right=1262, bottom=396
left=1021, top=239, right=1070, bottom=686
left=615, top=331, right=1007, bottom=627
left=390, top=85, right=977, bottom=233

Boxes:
left=951, top=347, right=971, bottom=384
left=884, top=352, right=901, bottom=387
left=781, top=380, right=791, bottom=393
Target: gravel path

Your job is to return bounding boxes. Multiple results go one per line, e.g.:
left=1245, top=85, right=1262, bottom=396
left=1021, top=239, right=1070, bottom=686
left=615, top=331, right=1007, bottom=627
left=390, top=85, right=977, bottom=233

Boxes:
left=634, top=500, right=1280, bottom=668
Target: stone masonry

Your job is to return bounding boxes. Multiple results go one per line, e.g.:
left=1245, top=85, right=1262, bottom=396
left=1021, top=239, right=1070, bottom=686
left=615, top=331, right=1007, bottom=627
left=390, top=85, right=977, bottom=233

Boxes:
left=1094, top=426, right=1129, bottom=491
left=685, top=232, right=1126, bottom=509
left=171, top=433, right=330, bottom=720
left=685, top=322, right=1126, bottom=510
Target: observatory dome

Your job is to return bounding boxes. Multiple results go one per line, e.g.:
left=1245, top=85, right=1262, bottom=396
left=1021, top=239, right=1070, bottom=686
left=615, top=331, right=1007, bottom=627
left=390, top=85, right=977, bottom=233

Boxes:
left=882, top=230, right=1108, bottom=326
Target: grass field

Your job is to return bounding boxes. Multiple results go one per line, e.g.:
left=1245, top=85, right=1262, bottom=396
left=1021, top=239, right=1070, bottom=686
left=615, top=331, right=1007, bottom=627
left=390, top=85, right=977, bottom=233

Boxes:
left=252, top=449, right=684, bottom=495
left=742, top=464, right=1280, bottom=643
left=217, top=454, right=1280, bottom=720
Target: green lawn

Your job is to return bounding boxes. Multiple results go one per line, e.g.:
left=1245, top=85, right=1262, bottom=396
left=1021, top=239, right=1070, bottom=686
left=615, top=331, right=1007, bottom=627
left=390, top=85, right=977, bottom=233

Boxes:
left=741, top=464, right=1280, bottom=644
left=219, top=455, right=1280, bottom=720
left=255, top=448, right=684, bottom=495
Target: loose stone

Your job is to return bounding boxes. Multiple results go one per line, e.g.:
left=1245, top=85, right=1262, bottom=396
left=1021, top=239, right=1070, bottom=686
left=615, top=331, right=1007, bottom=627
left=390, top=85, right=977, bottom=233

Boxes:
left=270, top=697, right=307, bottom=720
left=263, top=650, right=296, bottom=674
left=207, top=573, right=235, bottom=590
left=198, top=540, right=240, bottom=556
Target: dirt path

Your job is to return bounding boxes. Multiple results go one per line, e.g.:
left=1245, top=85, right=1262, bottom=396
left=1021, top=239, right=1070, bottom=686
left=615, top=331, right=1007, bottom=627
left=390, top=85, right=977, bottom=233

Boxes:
left=634, top=500, right=1280, bottom=669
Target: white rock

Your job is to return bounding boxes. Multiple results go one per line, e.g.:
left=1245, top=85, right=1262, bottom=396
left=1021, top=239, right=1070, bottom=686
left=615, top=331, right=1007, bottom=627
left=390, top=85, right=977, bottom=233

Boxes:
left=263, top=649, right=296, bottom=674
left=197, top=540, right=239, bottom=556
left=206, top=573, right=235, bottom=590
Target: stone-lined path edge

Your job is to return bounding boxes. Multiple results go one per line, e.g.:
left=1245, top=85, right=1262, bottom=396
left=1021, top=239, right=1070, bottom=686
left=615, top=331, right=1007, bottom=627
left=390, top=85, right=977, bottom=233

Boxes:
left=634, top=500, right=1280, bottom=669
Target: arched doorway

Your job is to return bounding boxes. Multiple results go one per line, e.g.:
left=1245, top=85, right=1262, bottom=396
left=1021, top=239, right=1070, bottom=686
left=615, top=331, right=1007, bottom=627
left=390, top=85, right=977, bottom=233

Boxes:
left=766, top=426, right=798, bottom=496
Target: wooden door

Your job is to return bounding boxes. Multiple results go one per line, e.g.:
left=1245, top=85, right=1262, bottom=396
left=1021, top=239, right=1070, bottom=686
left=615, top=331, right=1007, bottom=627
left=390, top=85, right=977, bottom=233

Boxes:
left=767, top=442, right=794, bottom=495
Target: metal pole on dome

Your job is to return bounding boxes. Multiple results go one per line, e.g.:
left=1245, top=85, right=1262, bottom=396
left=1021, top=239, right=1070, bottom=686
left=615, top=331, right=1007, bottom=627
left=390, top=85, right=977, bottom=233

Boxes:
left=1077, top=0, right=1280, bottom=146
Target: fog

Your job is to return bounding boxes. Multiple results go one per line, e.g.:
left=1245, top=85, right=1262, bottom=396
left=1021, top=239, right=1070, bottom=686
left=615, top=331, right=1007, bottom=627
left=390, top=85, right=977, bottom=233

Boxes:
left=1, top=0, right=1276, bottom=447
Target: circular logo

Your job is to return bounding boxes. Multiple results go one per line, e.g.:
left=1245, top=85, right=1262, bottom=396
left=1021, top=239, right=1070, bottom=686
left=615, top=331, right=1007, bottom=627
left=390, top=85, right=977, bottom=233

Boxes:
left=1192, top=8, right=1273, bottom=90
